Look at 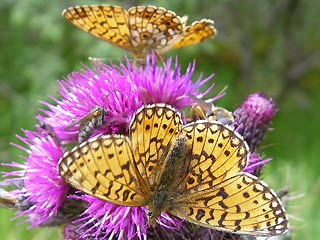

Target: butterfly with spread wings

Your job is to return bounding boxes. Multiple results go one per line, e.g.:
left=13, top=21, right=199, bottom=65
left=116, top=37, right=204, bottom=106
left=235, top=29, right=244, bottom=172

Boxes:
left=62, top=5, right=217, bottom=64
left=58, top=104, right=288, bottom=236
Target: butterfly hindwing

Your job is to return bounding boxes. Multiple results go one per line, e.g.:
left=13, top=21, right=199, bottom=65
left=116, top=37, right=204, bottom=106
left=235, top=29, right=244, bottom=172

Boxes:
left=63, top=5, right=132, bottom=50
left=58, top=135, right=148, bottom=206
left=177, top=121, right=248, bottom=193
left=171, top=173, right=288, bottom=236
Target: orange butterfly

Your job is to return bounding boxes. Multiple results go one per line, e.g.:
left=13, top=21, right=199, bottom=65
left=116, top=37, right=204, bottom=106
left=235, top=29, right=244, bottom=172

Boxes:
left=62, top=5, right=217, bottom=64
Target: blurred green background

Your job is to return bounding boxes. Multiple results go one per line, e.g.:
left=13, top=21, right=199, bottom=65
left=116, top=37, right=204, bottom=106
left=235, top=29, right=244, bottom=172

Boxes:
left=0, top=0, right=319, bottom=239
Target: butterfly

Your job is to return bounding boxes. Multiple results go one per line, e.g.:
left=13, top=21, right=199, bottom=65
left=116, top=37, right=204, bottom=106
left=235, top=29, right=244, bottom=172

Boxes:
left=65, top=106, right=106, bottom=143
left=58, top=104, right=288, bottom=236
left=62, top=5, right=217, bottom=64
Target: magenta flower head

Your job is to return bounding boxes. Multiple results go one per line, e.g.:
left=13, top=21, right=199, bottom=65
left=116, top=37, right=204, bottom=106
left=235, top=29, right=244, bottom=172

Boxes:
left=38, top=54, right=215, bottom=145
left=233, top=93, right=278, bottom=151
left=2, top=127, right=68, bottom=227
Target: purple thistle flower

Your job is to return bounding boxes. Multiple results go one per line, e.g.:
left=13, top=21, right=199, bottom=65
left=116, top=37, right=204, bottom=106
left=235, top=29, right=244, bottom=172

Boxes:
left=233, top=93, right=278, bottom=151
left=131, top=56, right=215, bottom=107
left=38, top=54, right=216, bottom=144
left=38, top=63, right=142, bottom=142
left=2, top=127, right=67, bottom=227
left=232, top=93, right=278, bottom=177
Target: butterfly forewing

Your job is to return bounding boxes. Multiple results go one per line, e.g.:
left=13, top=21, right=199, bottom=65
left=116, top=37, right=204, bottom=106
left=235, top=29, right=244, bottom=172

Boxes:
left=130, top=104, right=183, bottom=187
left=63, top=5, right=132, bottom=50
left=171, top=173, right=288, bottom=236
left=179, top=121, right=248, bottom=191
left=58, top=135, right=148, bottom=206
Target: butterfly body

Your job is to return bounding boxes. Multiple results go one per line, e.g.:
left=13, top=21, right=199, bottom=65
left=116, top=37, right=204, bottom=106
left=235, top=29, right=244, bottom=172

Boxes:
left=58, top=104, right=288, bottom=236
left=147, top=136, right=189, bottom=226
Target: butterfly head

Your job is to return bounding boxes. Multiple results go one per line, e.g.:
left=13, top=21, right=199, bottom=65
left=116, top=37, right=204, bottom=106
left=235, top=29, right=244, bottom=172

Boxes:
left=146, top=199, right=164, bottom=227
left=147, top=186, right=174, bottom=227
